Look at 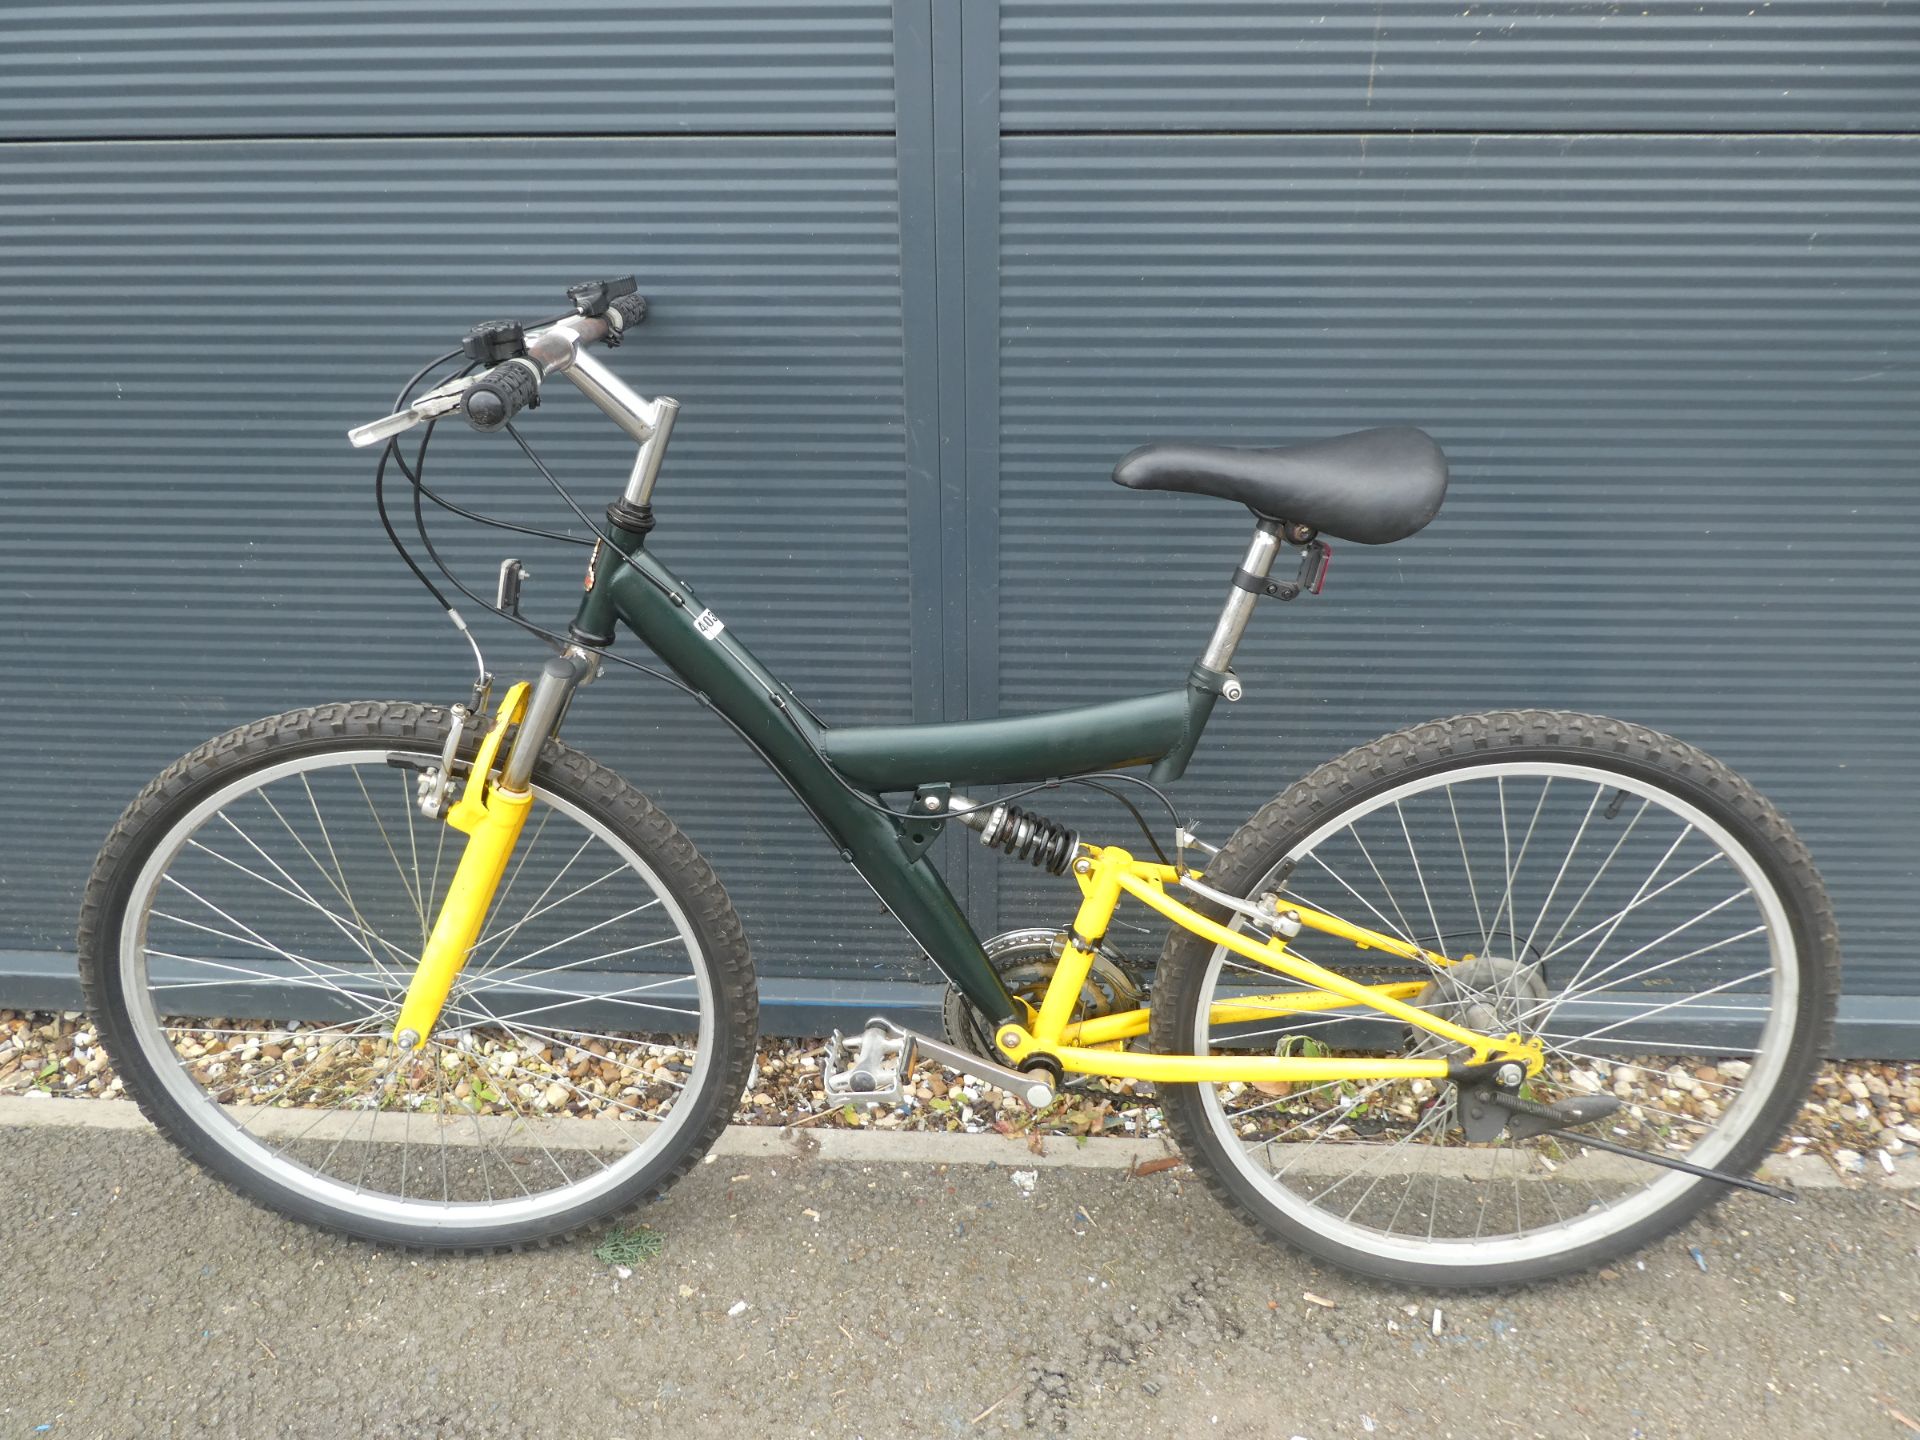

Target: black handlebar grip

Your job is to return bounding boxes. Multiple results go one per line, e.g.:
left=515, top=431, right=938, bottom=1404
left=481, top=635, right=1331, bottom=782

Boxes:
left=606, top=292, right=648, bottom=341
left=462, top=359, right=540, bottom=433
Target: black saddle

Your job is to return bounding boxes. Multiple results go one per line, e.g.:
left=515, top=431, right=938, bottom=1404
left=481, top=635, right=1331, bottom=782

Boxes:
left=1111, top=426, right=1448, bottom=545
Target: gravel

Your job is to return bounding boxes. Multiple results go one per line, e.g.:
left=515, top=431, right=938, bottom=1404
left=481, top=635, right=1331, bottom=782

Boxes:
left=6, top=1008, right=1916, bottom=1175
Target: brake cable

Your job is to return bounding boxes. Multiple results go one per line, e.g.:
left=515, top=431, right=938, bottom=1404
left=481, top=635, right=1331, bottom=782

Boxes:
left=375, top=349, right=1188, bottom=883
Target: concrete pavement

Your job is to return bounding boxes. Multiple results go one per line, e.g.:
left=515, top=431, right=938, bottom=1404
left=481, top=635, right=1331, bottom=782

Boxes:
left=3, top=1105, right=1917, bottom=1439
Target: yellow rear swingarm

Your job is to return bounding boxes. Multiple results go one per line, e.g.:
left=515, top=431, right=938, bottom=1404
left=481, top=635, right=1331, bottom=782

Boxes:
left=994, top=845, right=1543, bottom=1085
left=391, top=682, right=533, bottom=1049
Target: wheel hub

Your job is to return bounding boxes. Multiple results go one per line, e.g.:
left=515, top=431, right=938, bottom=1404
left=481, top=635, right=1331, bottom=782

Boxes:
left=1406, top=954, right=1547, bottom=1057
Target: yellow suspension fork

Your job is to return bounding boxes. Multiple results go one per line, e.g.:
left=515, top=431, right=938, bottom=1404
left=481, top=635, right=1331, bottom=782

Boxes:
left=392, top=651, right=595, bottom=1049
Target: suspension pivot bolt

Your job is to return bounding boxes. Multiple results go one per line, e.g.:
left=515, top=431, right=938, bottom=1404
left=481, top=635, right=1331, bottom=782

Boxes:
left=999, top=1030, right=1022, bottom=1050
left=1495, top=1062, right=1525, bottom=1089
left=921, top=795, right=942, bottom=812
left=1073, top=858, right=1092, bottom=876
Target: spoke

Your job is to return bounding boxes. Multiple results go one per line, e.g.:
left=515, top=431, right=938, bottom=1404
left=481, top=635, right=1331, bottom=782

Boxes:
left=401, top=769, right=426, bottom=949
left=428, top=1027, right=662, bottom=1131
left=1303, top=851, right=1415, bottom=947
left=149, top=904, right=378, bottom=993
left=1207, top=1010, right=1374, bottom=1047
left=1516, top=920, right=1765, bottom=1033
left=193, top=1018, right=378, bottom=1103
left=1540, top=837, right=1712, bottom=971
left=258, top=789, right=407, bottom=983
left=424, top=1018, right=618, bottom=1182
left=1267, top=1078, right=1403, bottom=1175
left=1518, top=893, right=1756, bottom=1032
left=231, top=1024, right=389, bottom=1132
left=1444, top=785, right=1489, bottom=956
left=435, top=1015, right=689, bottom=1093
left=1542, top=796, right=1651, bottom=956
left=149, top=880, right=386, bottom=1021
left=434, top=1019, right=695, bottom=1058
left=1548, top=968, right=1777, bottom=1049
left=464, top=862, right=638, bottom=987
left=484, top=899, right=666, bottom=978
left=298, top=773, right=400, bottom=968
left=1332, top=1102, right=1451, bottom=1222
left=216, top=809, right=405, bottom=991
left=460, top=808, right=557, bottom=979
left=475, top=973, right=702, bottom=1029
left=1384, top=1106, right=1448, bottom=1237
left=1520, top=785, right=1602, bottom=961
left=470, top=839, right=600, bottom=955
left=1496, top=776, right=1512, bottom=948
left=426, top=814, right=450, bottom=925
left=353, top=766, right=426, bottom=936
left=1486, top=777, right=1552, bottom=953
left=1394, top=800, right=1444, bottom=951
left=184, top=837, right=420, bottom=971
left=1216, top=1073, right=1351, bottom=1126
left=1347, top=827, right=1420, bottom=945
left=456, top=931, right=688, bottom=1003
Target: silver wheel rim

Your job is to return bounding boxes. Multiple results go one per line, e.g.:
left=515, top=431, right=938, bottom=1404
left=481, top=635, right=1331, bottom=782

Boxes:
left=116, top=745, right=716, bottom=1232
left=1193, top=760, right=1798, bottom=1270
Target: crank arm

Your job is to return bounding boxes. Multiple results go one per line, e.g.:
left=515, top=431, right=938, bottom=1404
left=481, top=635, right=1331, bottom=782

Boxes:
left=866, top=1018, right=1056, bottom=1109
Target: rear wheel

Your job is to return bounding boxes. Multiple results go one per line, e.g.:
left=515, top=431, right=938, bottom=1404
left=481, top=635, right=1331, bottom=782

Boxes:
left=78, top=701, right=757, bottom=1250
left=1150, top=710, right=1836, bottom=1288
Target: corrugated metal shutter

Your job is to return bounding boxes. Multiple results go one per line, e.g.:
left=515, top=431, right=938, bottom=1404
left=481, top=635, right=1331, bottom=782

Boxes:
left=4, top=1, right=1916, bottom=1048
left=0, top=5, right=923, bottom=1014
left=0, top=1, right=896, bottom=136
left=987, top=6, right=1920, bottom=1049
left=1000, top=0, right=1920, bottom=132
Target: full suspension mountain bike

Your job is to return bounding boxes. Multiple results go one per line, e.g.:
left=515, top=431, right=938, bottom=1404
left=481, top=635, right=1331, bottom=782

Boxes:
left=79, top=277, right=1837, bottom=1287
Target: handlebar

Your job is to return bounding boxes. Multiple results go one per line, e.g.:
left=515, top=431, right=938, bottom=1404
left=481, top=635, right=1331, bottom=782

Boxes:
left=346, top=278, right=652, bottom=449
left=460, top=358, right=540, bottom=433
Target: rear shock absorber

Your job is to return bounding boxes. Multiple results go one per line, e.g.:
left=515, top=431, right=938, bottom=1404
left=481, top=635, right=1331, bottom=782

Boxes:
left=950, top=796, right=1078, bottom=875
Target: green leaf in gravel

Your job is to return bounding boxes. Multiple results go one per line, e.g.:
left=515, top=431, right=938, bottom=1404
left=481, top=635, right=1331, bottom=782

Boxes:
left=842, top=1104, right=859, bottom=1125
left=35, top=1058, right=59, bottom=1087
left=593, top=1226, right=664, bottom=1266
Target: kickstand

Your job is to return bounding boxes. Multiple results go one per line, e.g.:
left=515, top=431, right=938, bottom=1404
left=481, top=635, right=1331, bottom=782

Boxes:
left=1462, top=1084, right=1797, bottom=1202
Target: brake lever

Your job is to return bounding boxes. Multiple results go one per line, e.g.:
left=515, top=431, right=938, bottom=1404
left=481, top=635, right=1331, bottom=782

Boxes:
left=347, top=373, right=482, bottom=449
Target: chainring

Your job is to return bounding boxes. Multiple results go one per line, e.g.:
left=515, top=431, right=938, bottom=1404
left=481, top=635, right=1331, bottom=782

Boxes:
left=941, top=927, right=1144, bottom=1065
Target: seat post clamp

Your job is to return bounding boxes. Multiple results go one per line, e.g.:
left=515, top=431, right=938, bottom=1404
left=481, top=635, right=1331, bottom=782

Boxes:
left=1232, top=539, right=1331, bottom=602
left=1233, top=567, right=1300, bottom=601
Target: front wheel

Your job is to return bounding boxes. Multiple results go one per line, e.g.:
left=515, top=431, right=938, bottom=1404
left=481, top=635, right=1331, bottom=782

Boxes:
left=77, top=701, right=758, bottom=1250
left=1149, top=710, right=1837, bottom=1288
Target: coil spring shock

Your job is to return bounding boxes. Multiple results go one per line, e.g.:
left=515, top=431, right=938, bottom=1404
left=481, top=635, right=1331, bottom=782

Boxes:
left=974, top=803, right=1078, bottom=875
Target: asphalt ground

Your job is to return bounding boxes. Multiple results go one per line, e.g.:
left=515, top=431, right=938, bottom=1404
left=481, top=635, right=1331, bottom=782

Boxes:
left=3, top=1102, right=1918, bottom=1440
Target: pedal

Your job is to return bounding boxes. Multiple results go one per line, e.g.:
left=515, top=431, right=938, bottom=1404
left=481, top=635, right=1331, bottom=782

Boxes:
left=823, top=1018, right=1055, bottom=1110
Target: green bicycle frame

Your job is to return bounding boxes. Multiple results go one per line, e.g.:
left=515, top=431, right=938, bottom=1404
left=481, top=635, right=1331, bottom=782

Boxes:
left=568, top=516, right=1268, bottom=1029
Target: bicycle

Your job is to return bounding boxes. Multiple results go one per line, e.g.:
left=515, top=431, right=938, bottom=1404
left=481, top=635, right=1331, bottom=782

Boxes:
left=78, top=277, right=1837, bottom=1287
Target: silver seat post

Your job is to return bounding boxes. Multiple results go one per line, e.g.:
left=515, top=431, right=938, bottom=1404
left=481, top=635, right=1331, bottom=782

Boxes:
left=1198, top=519, right=1287, bottom=675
